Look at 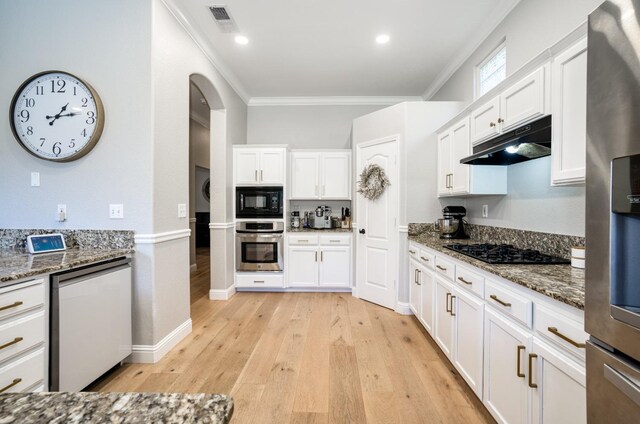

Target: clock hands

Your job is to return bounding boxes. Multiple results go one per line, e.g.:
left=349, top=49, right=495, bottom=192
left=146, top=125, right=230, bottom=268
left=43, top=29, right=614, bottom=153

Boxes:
left=46, top=103, right=78, bottom=126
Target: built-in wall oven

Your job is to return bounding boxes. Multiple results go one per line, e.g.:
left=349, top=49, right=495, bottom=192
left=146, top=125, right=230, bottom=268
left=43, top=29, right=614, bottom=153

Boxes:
left=235, top=221, right=284, bottom=272
left=236, top=186, right=283, bottom=219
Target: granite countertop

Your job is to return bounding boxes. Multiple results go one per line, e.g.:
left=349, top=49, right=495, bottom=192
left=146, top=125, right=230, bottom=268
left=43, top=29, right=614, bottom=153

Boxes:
left=409, top=232, right=585, bottom=310
left=0, top=392, right=233, bottom=424
left=287, top=227, right=354, bottom=233
left=0, top=248, right=134, bottom=284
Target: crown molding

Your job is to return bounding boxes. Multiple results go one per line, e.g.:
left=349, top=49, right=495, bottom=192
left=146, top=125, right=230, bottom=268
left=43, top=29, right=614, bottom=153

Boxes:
left=422, top=0, right=522, bottom=100
left=160, top=0, right=250, bottom=104
left=248, top=96, right=423, bottom=107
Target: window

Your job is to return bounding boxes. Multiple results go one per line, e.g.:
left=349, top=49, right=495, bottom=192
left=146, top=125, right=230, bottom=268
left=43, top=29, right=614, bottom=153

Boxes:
left=476, top=42, right=506, bottom=98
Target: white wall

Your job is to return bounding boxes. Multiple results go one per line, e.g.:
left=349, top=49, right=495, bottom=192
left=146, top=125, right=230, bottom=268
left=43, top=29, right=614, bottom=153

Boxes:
left=247, top=105, right=384, bottom=149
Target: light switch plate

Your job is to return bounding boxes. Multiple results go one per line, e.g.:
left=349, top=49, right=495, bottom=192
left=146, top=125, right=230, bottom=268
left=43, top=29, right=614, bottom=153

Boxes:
left=57, top=204, right=67, bottom=222
left=109, top=204, right=124, bottom=219
left=31, top=172, right=40, bottom=187
left=178, top=203, right=187, bottom=218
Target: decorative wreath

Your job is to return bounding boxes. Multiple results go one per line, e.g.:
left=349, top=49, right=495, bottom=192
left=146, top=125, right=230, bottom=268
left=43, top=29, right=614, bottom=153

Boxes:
left=357, top=164, right=391, bottom=201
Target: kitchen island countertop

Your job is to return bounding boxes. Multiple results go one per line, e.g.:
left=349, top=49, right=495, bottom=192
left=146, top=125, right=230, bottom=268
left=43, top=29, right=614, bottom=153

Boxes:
left=409, top=232, right=585, bottom=310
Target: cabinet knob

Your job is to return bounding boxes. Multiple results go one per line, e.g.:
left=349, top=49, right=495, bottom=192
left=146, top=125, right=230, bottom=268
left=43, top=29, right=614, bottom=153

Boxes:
left=498, top=118, right=504, bottom=124
left=489, top=122, right=496, bottom=127
left=359, top=229, right=366, bottom=234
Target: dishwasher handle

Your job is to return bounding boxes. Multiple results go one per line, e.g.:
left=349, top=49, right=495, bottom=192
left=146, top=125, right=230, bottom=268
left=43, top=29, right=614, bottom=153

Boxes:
left=52, top=257, right=130, bottom=287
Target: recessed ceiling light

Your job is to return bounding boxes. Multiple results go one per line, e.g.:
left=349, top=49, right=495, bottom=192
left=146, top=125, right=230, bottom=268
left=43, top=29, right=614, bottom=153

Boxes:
left=376, top=34, right=390, bottom=44
left=235, top=35, right=249, bottom=45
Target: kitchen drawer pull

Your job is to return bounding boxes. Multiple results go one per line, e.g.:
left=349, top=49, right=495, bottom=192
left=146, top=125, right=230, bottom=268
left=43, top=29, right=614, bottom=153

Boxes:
left=490, top=294, right=511, bottom=307
left=457, top=277, right=472, bottom=285
left=420, top=256, right=430, bottom=262
left=0, top=301, right=23, bottom=312
left=547, top=327, right=586, bottom=348
left=450, top=295, right=456, bottom=316
left=516, top=345, right=526, bottom=378
left=409, top=250, right=416, bottom=254
left=446, top=293, right=452, bottom=312
left=0, top=337, right=23, bottom=351
left=330, top=240, right=341, bottom=243
left=253, top=280, right=265, bottom=284
left=436, top=265, right=447, bottom=271
left=528, top=353, right=538, bottom=388
left=298, top=239, right=309, bottom=243
left=414, top=269, right=418, bottom=284
left=0, top=378, right=21, bottom=394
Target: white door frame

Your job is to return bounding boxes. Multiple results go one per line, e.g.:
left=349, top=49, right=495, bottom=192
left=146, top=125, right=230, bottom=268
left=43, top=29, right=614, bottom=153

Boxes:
left=354, top=134, right=401, bottom=310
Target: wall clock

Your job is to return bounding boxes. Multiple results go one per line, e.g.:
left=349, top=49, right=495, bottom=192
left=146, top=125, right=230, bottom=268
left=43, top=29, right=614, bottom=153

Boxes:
left=9, top=71, right=105, bottom=162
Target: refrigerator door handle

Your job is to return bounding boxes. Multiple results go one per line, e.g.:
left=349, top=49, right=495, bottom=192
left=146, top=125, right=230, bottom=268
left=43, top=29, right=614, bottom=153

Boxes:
left=604, top=364, right=640, bottom=408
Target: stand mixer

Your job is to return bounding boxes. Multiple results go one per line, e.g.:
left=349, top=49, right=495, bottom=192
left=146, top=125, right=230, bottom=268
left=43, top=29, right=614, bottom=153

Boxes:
left=437, top=206, right=470, bottom=239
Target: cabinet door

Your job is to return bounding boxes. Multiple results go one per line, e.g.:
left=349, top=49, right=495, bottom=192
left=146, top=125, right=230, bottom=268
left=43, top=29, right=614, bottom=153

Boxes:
left=470, top=96, right=500, bottom=144
left=434, top=277, right=454, bottom=358
left=484, top=308, right=531, bottom=424
left=290, top=153, right=320, bottom=199
left=259, top=149, right=285, bottom=185
left=235, top=149, right=260, bottom=185
left=500, top=66, right=547, bottom=131
left=530, top=338, right=586, bottom=424
left=437, top=131, right=453, bottom=196
left=321, top=152, right=351, bottom=199
left=409, top=260, right=421, bottom=317
left=453, top=288, right=485, bottom=399
left=551, top=38, right=588, bottom=186
left=450, top=117, right=471, bottom=195
left=419, top=267, right=435, bottom=335
left=318, top=246, right=351, bottom=287
left=288, top=246, right=319, bottom=287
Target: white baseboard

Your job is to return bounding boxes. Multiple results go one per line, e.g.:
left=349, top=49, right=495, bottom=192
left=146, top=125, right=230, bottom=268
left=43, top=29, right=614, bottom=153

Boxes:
left=209, top=285, right=236, bottom=300
left=128, top=319, right=192, bottom=364
left=190, top=264, right=197, bottom=273
left=395, top=302, right=414, bottom=316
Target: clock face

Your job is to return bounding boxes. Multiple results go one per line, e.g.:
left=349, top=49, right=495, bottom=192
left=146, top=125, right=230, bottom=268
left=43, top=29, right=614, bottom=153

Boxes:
left=10, top=71, right=104, bottom=162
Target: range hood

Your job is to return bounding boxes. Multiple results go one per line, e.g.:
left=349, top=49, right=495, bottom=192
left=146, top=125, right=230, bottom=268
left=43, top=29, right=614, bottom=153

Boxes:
left=460, top=115, right=552, bottom=165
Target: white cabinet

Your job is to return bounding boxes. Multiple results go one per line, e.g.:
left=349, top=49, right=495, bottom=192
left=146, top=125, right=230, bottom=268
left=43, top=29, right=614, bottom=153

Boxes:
left=409, top=259, right=421, bottom=318
left=288, top=246, right=319, bottom=287
left=419, top=267, right=435, bottom=335
left=453, top=288, right=485, bottom=398
left=287, top=234, right=351, bottom=288
left=289, top=151, right=351, bottom=200
left=470, top=97, right=500, bottom=143
left=319, top=247, right=351, bottom=287
left=551, top=37, right=588, bottom=186
left=234, top=147, right=286, bottom=186
left=434, top=276, right=455, bottom=358
left=437, top=130, right=453, bottom=196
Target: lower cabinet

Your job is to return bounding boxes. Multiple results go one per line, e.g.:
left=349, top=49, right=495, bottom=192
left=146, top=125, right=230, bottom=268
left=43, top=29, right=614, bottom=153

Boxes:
left=434, top=277, right=455, bottom=358
left=419, top=267, right=435, bottom=335
left=288, top=246, right=319, bottom=287
left=319, top=247, right=351, bottom=287
left=287, top=234, right=351, bottom=288
left=453, top=288, right=484, bottom=398
left=409, top=259, right=422, bottom=317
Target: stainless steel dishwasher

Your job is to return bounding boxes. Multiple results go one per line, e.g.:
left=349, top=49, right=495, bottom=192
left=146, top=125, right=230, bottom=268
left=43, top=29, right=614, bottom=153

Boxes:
left=50, top=257, right=132, bottom=391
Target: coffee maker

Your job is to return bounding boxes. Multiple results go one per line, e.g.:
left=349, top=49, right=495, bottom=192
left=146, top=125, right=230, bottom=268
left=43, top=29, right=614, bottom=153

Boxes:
left=438, top=206, right=469, bottom=239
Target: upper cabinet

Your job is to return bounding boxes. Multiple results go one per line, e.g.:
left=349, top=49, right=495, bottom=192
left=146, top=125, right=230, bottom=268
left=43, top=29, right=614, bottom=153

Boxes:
left=551, top=37, right=588, bottom=186
left=289, top=150, right=351, bottom=200
left=234, top=147, right=286, bottom=186
left=471, top=65, right=549, bottom=145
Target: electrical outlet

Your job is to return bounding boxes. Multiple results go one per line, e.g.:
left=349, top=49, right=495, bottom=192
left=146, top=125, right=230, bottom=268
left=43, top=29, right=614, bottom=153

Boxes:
left=178, top=203, right=187, bottom=218
left=57, top=204, right=67, bottom=222
left=31, top=172, right=40, bottom=187
left=482, top=204, right=489, bottom=218
left=109, top=204, right=124, bottom=219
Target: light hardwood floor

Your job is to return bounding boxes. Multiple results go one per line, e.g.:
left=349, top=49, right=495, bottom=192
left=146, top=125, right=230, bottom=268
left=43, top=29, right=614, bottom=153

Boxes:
left=88, top=248, right=495, bottom=423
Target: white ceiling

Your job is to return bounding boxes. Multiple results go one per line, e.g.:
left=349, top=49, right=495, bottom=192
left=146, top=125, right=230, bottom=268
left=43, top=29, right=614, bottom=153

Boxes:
left=167, top=0, right=520, bottom=102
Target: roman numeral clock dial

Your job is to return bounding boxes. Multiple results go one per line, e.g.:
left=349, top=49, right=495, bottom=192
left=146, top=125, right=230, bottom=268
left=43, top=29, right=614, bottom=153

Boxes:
left=10, top=71, right=104, bottom=162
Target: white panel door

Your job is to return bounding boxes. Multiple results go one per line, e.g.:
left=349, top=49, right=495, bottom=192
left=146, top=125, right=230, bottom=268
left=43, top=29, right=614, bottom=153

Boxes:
left=434, top=276, right=454, bottom=358
left=437, top=131, right=452, bottom=196
left=235, top=149, right=260, bottom=185
left=356, top=138, right=398, bottom=310
left=500, top=66, right=546, bottom=131
left=551, top=38, right=588, bottom=186
left=409, top=260, right=421, bottom=317
left=321, top=152, right=351, bottom=199
left=419, top=267, right=435, bottom=335
left=287, top=246, right=319, bottom=287
left=484, top=308, right=531, bottom=424
left=290, top=152, right=320, bottom=199
left=319, top=246, right=351, bottom=287
left=450, top=117, right=471, bottom=195
left=259, top=149, right=285, bottom=185
left=453, top=287, right=485, bottom=398
left=470, top=96, right=500, bottom=144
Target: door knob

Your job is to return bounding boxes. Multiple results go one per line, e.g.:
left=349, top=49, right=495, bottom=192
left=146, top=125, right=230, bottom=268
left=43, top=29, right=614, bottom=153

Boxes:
left=359, top=229, right=366, bottom=234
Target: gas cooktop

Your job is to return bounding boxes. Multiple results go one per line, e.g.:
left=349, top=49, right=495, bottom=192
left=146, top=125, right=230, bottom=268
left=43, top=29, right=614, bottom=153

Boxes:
left=444, top=243, right=570, bottom=265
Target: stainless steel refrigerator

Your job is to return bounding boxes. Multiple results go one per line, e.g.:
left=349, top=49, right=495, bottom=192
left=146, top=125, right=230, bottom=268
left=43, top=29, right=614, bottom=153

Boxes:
left=586, top=0, right=640, bottom=421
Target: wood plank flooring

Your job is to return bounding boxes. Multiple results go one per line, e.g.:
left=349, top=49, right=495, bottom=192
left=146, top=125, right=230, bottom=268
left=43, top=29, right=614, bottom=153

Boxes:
left=88, top=248, right=495, bottom=423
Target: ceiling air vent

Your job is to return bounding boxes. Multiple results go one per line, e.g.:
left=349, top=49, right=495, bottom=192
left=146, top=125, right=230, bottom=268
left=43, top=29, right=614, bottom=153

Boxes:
left=209, top=5, right=239, bottom=33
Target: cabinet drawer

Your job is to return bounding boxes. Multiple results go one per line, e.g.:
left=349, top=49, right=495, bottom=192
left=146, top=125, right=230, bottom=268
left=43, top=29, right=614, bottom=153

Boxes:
left=236, top=273, right=284, bottom=288
left=455, top=265, right=484, bottom=298
left=288, top=235, right=319, bottom=245
left=0, top=311, right=44, bottom=364
left=0, top=348, right=44, bottom=393
left=485, top=279, right=533, bottom=328
left=535, top=305, right=587, bottom=359
left=319, top=235, right=350, bottom=246
left=0, top=280, right=45, bottom=322
left=418, top=250, right=435, bottom=270
left=408, top=244, right=420, bottom=260
left=435, top=256, right=455, bottom=281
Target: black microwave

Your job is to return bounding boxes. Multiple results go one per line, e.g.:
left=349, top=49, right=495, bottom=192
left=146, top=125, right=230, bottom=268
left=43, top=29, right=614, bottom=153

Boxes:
left=236, top=187, right=283, bottom=219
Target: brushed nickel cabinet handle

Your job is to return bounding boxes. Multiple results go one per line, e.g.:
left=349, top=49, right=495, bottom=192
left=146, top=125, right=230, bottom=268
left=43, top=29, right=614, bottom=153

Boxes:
left=436, top=265, right=447, bottom=271
left=0, top=301, right=23, bottom=312
left=446, top=292, right=452, bottom=313
left=409, top=250, right=416, bottom=254
left=490, top=294, right=511, bottom=307
left=298, top=239, right=309, bottom=243
left=0, top=337, right=23, bottom=351
left=458, top=277, right=472, bottom=285
left=255, top=170, right=258, bottom=182
left=420, top=256, right=430, bottom=262
left=321, top=251, right=324, bottom=262
left=547, top=327, right=586, bottom=348
left=253, top=280, right=265, bottom=284
left=260, top=170, right=264, bottom=181
left=450, top=295, right=456, bottom=316
left=517, top=345, right=526, bottom=378
left=416, top=270, right=421, bottom=285
left=330, top=240, right=341, bottom=243
left=0, top=378, right=21, bottom=393
left=528, top=353, right=538, bottom=388
left=315, top=252, right=318, bottom=262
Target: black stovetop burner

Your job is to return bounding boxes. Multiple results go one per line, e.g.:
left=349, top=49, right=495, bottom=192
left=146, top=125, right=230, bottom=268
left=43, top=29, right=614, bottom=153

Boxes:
left=444, top=243, right=571, bottom=265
